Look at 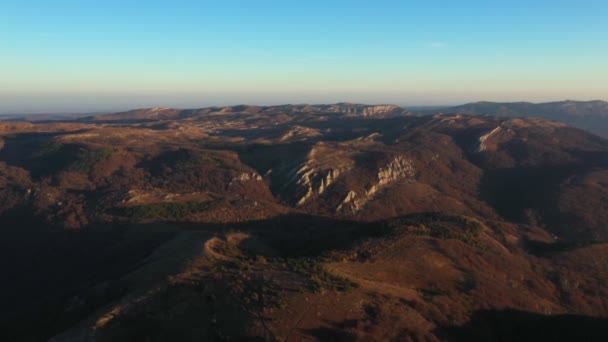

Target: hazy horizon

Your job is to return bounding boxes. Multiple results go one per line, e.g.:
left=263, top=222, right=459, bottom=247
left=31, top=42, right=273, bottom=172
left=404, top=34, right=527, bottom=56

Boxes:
left=2, top=95, right=608, bottom=115
left=1, top=1, right=607, bottom=113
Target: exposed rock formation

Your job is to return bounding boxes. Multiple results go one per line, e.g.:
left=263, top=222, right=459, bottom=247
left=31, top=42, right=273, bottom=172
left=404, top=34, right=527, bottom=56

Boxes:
left=336, top=190, right=358, bottom=212
left=324, top=104, right=401, bottom=116
left=295, top=166, right=344, bottom=206
left=288, top=143, right=355, bottom=206
left=362, top=105, right=401, bottom=116
left=475, top=126, right=503, bottom=152
left=338, top=156, right=416, bottom=213
left=279, top=126, right=322, bottom=142
left=234, top=172, right=263, bottom=182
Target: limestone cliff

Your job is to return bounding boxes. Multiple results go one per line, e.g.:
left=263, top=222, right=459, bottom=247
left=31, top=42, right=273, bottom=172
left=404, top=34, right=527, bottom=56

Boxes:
left=287, top=143, right=355, bottom=206
left=338, top=156, right=416, bottom=213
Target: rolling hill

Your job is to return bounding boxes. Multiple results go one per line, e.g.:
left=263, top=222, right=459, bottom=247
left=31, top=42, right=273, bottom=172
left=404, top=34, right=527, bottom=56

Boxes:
left=1, top=104, right=607, bottom=341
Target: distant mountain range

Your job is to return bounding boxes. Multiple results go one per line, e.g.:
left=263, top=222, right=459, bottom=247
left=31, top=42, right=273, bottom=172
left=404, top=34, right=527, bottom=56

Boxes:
left=414, top=100, right=608, bottom=137
left=0, top=112, right=100, bottom=122
left=3, top=100, right=607, bottom=137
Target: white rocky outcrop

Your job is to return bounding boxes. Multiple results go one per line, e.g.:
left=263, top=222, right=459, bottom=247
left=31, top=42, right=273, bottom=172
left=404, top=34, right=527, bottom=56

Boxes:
left=279, top=126, right=322, bottom=142
left=336, top=190, right=358, bottom=212
left=362, top=105, right=401, bottom=116
left=337, top=156, right=416, bottom=213
left=376, top=156, right=416, bottom=186
left=295, top=166, right=344, bottom=206
left=290, top=143, right=354, bottom=206
left=228, top=172, right=264, bottom=188
left=326, top=104, right=401, bottom=116
left=475, top=126, right=503, bottom=152
left=234, top=172, right=263, bottom=182
left=472, top=122, right=519, bottom=153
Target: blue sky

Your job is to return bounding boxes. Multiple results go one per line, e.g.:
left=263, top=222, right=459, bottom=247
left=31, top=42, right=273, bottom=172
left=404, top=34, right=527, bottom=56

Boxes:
left=1, top=0, right=607, bottom=112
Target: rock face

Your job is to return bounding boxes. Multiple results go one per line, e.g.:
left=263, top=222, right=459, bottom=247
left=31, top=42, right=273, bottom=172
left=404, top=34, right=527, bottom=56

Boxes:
left=475, top=126, right=503, bottom=152
left=362, top=105, right=401, bottom=116
left=376, top=156, right=416, bottom=186
left=294, top=166, right=344, bottom=206
left=338, top=156, right=416, bottom=213
left=324, top=104, right=402, bottom=116
left=279, top=142, right=355, bottom=206
left=234, top=172, right=263, bottom=182
left=336, top=190, right=358, bottom=212
left=471, top=117, right=564, bottom=153
left=279, top=126, right=322, bottom=142
left=285, top=146, right=418, bottom=212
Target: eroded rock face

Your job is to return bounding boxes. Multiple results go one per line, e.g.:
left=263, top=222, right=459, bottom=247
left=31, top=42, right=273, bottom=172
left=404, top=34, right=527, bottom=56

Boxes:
left=323, top=104, right=402, bottom=116
left=338, top=156, right=416, bottom=213
left=475, top=126, right=503, bottom=152
left=283, top=143, right=355, bottom=206
left=337, top=190, right=358, bottom=212
left=234, top=172, right=263, bottom=182
left=294, top=165, right=346, bottom=206
left=288, top=148, right=417, bottom=211
left=279, top=126, right=322, bottom=142
left=376, top=156, right=416, bottom=187
left=362, top=105, right=401, bottom=117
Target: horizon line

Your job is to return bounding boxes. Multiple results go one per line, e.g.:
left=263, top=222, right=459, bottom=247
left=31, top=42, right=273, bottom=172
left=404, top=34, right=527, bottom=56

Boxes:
left=1, top=98, right=607, bottom=116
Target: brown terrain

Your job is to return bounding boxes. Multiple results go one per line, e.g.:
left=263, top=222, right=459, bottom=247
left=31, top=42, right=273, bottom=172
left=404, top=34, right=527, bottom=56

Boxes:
left=1, top=103, right=607, bottom=341
left=417, top=100, right=608, bottom=137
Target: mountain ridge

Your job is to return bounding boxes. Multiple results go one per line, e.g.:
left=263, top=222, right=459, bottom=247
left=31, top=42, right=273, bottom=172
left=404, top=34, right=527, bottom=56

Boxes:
left=71, top=100, right=608, bottom=137
left=416, top=100, right=608, bottom=137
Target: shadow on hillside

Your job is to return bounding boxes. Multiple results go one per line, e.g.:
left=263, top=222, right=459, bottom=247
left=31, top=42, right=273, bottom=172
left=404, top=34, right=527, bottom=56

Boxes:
left=479, top=165, right=577, bottom=222
left=0, top=210, right=550, bottom=341
left=176, top=213, right=374, bottom=257
left=1, top=212, right=377, bottom=342
left=0, top=211, right=368, bottom=341
left=478, top=165, right=582, bottom=241
left=303, top=320, right=359, bottom=342
left=0, top=214, right=178, bottom=341
left=479, top=157, right=608, bottom=240
left=175, top=211, right=479, bottom=258
left=0, top=130, right=96, bottom=179
left=443, top=309, right=608, bottom=342
left=523, top=238, right=602, bottom=256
